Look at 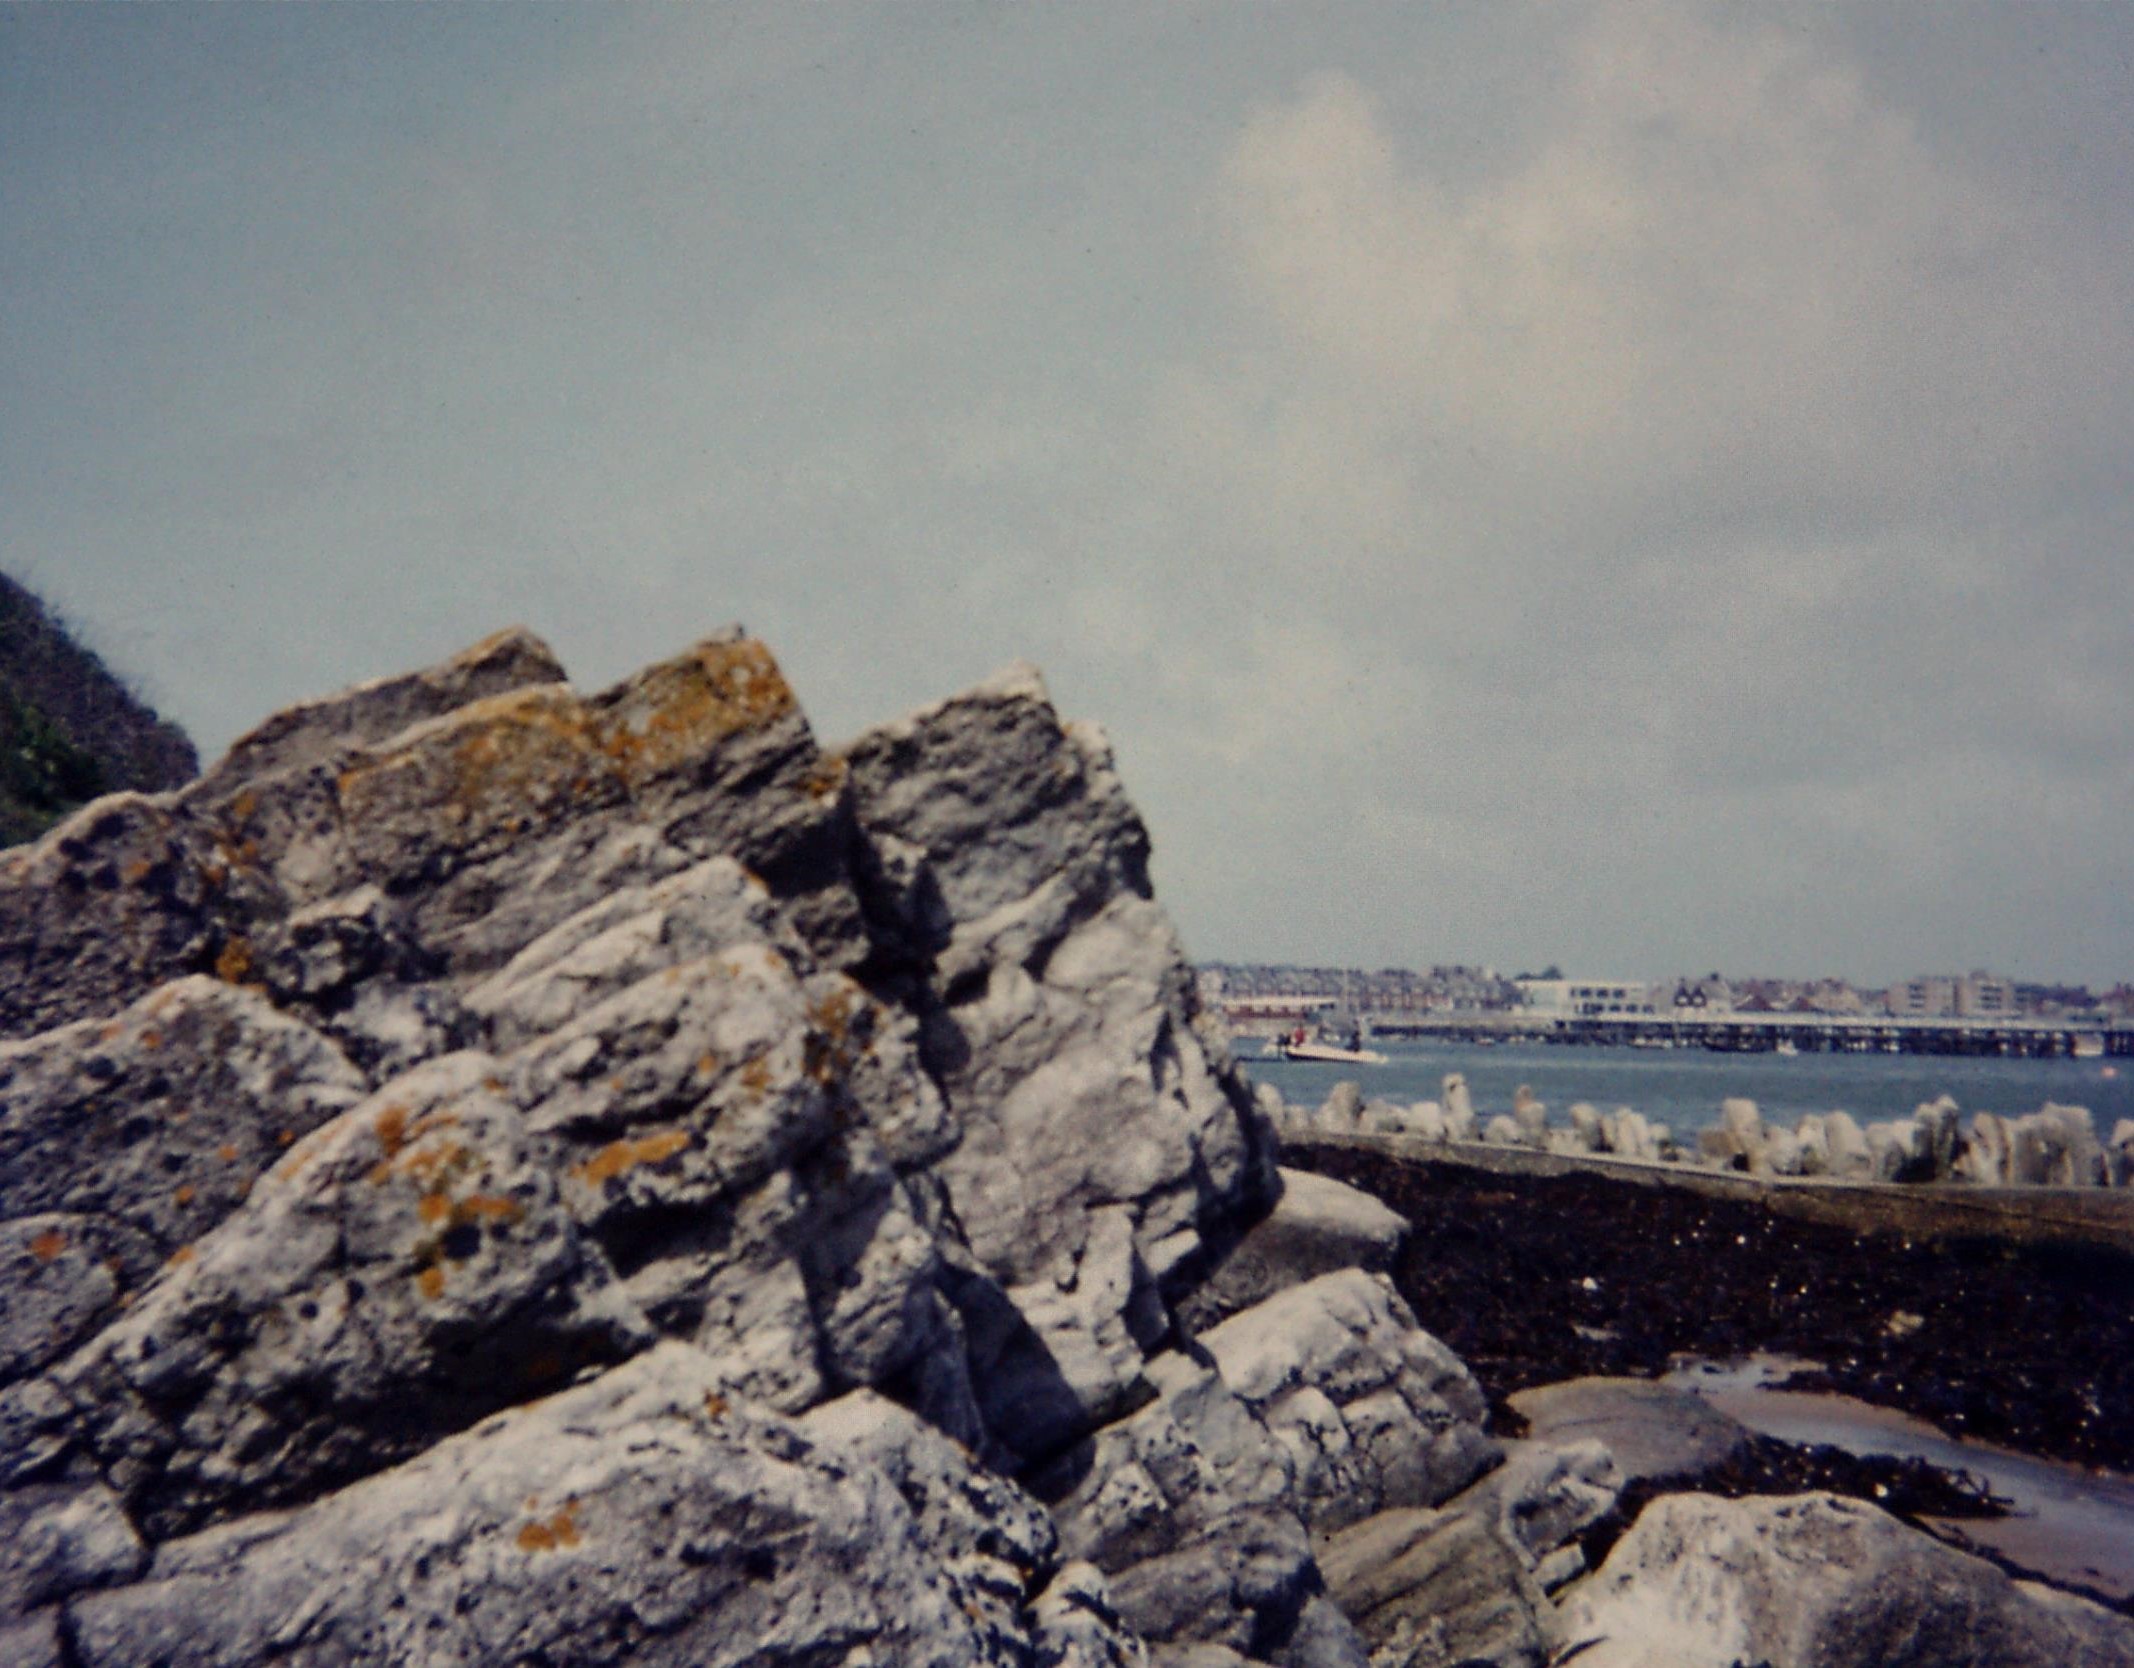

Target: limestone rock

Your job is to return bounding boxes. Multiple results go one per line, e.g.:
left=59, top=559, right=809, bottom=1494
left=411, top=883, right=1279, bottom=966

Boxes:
left=66, top=1342, right=1052, bottom=1668
left=0, top=1480, right=147, bottom=1615
left=2006, top=1103, right=2106, bottom=1187
left=1510, top=1087, right=1547, bottom=1146
left=1198, top=1271, right=1497, bottom=1533
left=1315, top=1506, right=1552, bottom=1668
left=39, top=1053, right=652, bottom=1538
left=1178, top=1170, right=1409, bottom=1332
left=1505, top=1377, right=1751, bottom=1490
left=0, top=1214, right=155, bottom=1385
left=842, top=666, right=1277, bottom=1456
left=1033, top=1349, right=1346, bottom=1663
left=1914, top=1094, right=1963, bottom=1178
left=0, top=977, right=368, bottom=1266
left=1470, top=1438, right=1621, bottom=1574
left=1557, top=1492, right=2134, bottom=1668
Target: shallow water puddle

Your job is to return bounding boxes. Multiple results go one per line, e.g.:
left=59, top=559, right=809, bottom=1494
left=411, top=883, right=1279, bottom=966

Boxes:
left=1664, top=1355, right=2134, bottom=1603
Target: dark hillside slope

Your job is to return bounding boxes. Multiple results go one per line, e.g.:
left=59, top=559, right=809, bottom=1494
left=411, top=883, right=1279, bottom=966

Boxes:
left=0, top=572, right=198, bottom=843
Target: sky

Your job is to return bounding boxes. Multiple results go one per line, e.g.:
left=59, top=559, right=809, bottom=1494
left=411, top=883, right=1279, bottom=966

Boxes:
left=4, top=2, right=2131, bottom=987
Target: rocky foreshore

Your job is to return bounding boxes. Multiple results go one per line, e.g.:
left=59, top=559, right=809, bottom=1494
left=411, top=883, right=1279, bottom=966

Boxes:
left=1278, top=1072, right=2134, bottom=1188
left=3, top=629, right=2130, bottom=1667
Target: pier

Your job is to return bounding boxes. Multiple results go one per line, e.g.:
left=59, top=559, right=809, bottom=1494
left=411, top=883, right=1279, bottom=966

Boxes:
left=1249, top=1009, right=2131, bottom=1059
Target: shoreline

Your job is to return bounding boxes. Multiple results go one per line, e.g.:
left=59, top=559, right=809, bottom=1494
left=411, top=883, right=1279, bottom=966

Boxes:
left=1284, top=1135, right=2134, bottom=1478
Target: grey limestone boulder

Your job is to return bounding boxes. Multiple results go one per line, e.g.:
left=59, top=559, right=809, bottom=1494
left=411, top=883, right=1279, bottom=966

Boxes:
left=1198, top=1270, right=1498, bottom=1534
left=1032, top=1348, right=1353, bottom=1665
left=1315, top=1505, right=1553, bottom=1668
left=1505, top=1377, right=1752, bottom=1490
left=0, top=977, right=368, bottom=1284
left=66, top=1341, right=1063, bottom=1668
left=1557, top=1491, right=2134, bottom=1668
left=37, top=1053, right=652, bottom=1538
left=841, top=665, right=1279, bottom=1460
left=1178, top=1169, right=1409, bottom=1332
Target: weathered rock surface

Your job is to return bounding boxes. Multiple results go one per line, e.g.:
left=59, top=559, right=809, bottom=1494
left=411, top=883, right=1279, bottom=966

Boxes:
left=1200, top=1271, right=1498, bottom=1534
left=1177, top=1169, right=1408, bottom=1332
left=1505, top=1377, right=1752, bottom=1490
left=67, top=1342, right=1096, bottom=1668
left=4, top=626, right=2114, bottom=1666
left=1557, top=1491, right=2134, bottom=1668
left=1316, top=1506, right=1553, bottom=1668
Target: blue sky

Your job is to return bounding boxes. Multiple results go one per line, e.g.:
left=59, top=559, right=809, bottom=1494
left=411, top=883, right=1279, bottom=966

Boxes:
left=5, top=3, right=2130, bottom=986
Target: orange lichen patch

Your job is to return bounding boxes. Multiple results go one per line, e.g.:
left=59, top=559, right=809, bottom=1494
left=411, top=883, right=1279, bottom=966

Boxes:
left=456, top=1194, right=524, bottom=1224
left=122, top=857, right=156, bottom=885
left=395, top=1141, right=471, bottom=1192
left=98, top=1020, right=124, bottom=1043
left=166, top=1245, right=195, bottom=1269
left=375, top=1104, right=411, bottom=1160
left=173, top=1184, right=196, bottom=1207
left=417, top=1193, right=452, bottom=1225
left=570, top=1129, right=691, bottom=1188
left=801, top=755, right=847, bottom=801
left=216, top=1143, right=239, bottom=1163
left=139, top=1029, right=161, bottom=1051
left=694, top=1052, right=720, bottom=1079
left=593, top=638, right=797, bottom=783
left=214, top=938, right=255, bottom=985
left=484, top=1076, right=506, bottom=1094
left=739, top=1055, right=772, bottom=1099
left=415, top=1264, right=446, bottom=1301
left=336, top=687, right=615, bottom=849
left=812, top=984, right=858, bottom=1045
left=515, top=1500, right=581, bottom=1553
left=200, top=860, right=228, bottom=892
left=29, top=1228, right=68, bottom=1263
left=276, top=1129, right=296, bottom=1147
left=230, top=788, right=259, bottom=824
left=702, top=1391, right=728, bottom=1421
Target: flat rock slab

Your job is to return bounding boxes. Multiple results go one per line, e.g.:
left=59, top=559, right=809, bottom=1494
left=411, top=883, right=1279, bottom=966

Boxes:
left=1507, top=1377, right=1750, bottom=1489
left=1178, top=1169, right=1408, bottom=1332
left=1557, top=1491, right=2134, bottom=1668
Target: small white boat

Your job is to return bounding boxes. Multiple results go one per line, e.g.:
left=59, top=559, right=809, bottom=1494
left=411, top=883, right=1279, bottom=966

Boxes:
left=2073, top=1033, right=2105, bottom=1059
left=1775, top=1040, right=1799, bottom=1057
left=1278, top=1039, right=1390, bottom=1066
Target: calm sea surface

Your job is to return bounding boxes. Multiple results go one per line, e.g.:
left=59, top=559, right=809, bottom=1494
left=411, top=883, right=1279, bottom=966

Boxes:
left=1237, top=1039, right=2133, bottom=1138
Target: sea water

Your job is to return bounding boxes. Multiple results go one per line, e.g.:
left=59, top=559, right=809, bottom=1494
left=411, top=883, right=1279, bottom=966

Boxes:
left=1238, top=1038, right=2134, bottom=1139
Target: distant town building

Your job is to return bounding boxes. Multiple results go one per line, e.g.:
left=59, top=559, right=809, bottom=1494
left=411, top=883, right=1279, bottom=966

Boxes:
left=1883, top=972, right=2014, bottom=1019
left=1518, top=978, right=1657, bottom=1018
left=1885, top=976, right=1957, bottom=1018
left=1956, top=970, right=2015, bottom=1019
left=1667, top=975, right=1734, bottom=1014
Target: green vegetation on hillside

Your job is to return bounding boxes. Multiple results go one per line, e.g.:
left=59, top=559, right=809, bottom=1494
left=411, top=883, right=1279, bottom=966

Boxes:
left=0, top=573, right=197, bottom=846
left=0, top=683, right=109, bottom=843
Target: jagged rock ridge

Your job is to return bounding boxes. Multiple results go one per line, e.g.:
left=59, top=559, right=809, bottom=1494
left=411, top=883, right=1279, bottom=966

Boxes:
left=1, top=627, right=2128, bottom=1668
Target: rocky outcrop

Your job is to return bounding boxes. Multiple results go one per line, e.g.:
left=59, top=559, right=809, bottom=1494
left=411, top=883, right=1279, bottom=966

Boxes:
left=0, top=629, right=1365, bottom=1665
left=4, top=625, right=2127, bottom=1667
